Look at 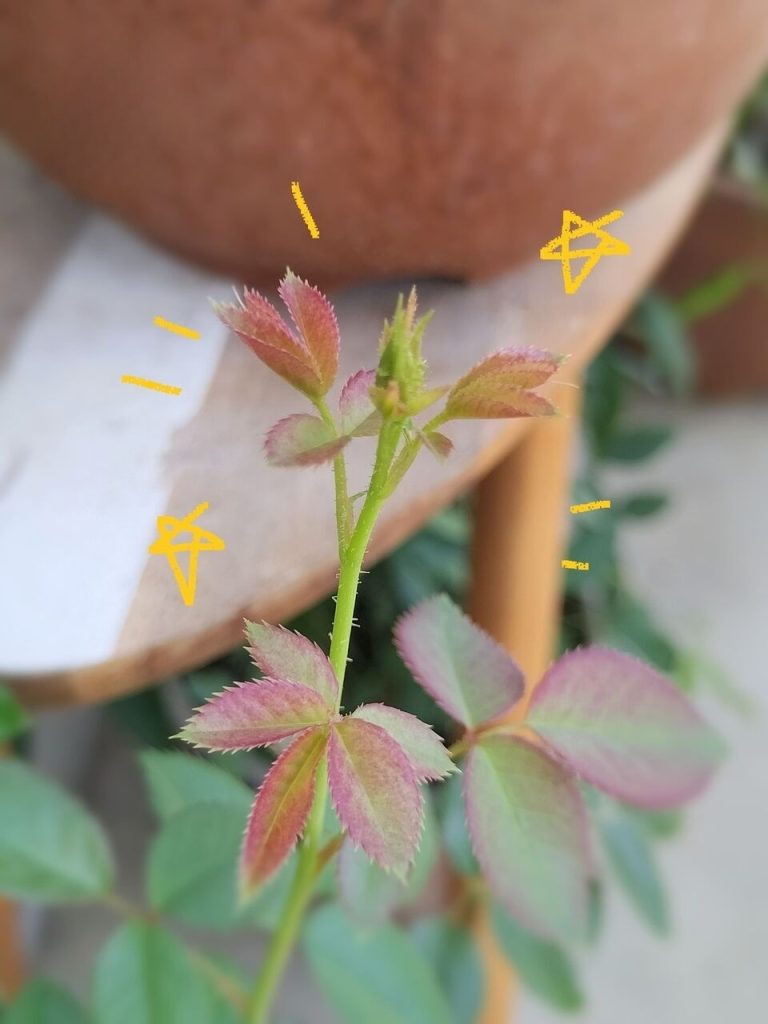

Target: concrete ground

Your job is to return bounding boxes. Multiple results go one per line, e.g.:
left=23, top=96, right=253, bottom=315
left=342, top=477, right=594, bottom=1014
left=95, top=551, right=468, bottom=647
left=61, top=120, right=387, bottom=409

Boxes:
left=34, top=397, right=768, bottom=1022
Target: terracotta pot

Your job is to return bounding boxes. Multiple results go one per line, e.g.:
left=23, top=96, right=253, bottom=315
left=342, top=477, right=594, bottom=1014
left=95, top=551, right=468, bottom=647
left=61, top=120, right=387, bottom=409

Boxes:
left=659, top=178, right=768, bottom=396
left=0, top=2, right=767, bottom=288
left=1, top=11, right=760, bottom=1020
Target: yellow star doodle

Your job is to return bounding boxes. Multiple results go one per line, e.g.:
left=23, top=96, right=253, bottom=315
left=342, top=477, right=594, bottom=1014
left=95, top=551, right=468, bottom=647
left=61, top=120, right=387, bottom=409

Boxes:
left=148, top=502, right=225, bottom=606
left=540, top=209, right=630, bottom=295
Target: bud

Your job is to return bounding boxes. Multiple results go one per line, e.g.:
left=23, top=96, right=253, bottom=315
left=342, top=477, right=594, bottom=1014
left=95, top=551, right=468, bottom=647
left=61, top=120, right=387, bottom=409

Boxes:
left=375, top=289, right=433, bottom=417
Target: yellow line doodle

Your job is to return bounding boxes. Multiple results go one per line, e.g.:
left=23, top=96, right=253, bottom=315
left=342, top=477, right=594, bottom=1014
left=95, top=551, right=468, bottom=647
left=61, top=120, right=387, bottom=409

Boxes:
left=121, top=375, right=182, bottom=396
left=570, top=499, right=612, bottom=515
left=153, top=316, right=201, bottom=339
left=291, top=181, right=320, bottom=239
left=148, top=502, right=225, bottom=606
left=540, top=210, right=630, bottom=295
left=561, top=560, right=590, bottom=572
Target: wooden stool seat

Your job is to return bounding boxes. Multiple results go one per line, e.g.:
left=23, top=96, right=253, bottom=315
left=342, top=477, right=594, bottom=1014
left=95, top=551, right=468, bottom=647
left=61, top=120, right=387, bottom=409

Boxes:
left=0, top=128, right=725, bottom=710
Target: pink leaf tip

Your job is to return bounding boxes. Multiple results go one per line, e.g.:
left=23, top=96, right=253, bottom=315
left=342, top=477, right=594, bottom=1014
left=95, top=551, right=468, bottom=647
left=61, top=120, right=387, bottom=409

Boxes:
left=446, top=347, right=561, bottom=420
left=178, top=678, right=331, bottom=751
left=213, top=271, right=339, bottom=398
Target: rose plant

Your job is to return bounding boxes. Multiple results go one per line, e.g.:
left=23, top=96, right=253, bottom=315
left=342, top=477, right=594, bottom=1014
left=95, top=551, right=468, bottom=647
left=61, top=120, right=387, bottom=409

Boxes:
left=0, top=273, right=724, bottom=1024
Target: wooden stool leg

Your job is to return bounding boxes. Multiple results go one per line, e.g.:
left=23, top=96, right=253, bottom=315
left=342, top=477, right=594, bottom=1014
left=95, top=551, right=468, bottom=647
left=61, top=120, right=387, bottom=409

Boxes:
left=468, top=374, right=584, bottom=1023
left=0, top=899, right=24, bottom=998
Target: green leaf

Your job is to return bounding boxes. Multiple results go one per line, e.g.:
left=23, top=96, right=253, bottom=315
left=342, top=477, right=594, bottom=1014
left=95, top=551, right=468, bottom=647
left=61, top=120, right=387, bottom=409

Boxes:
left=595, top=591, right=677, bottom=672
left=410, top=918, right=484, bottom=1024
left=147, top=799, right=294, bottom=931
left=604, top=426, right=673, bottom=463
left=303, top=905, right=455, bottom=1024
left=491, top=906, right=584, bottom=1012
left=5, top=980, right=87, bottom=1024
left=0, top=687, right=29, bottom=744
left=465, top=736, right=591, bottom=943
left=628, top=806, right=684, bottom=841
left=629, top=291, right=694, bottom=395
left=0, top=759, right=114, bottom=902
left=139, top=751, right=251, bottom=820
left=107, top=689, right=175, bottom=749
left=676, top=264, right=756, bottom=325
left=615, top=492, right=669, bottom=519
left=599, top=805, right=669, bottom=935
left=583, top=350, right=625, bottom=457
left=435, top=773, right=479, bottom=876
left=92, top=922, right=238, bottom=1024
left=586, top=879, right=605, bottom=945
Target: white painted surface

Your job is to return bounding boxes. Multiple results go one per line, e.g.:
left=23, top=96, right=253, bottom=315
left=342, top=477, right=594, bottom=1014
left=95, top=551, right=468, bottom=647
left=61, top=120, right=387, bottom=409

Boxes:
left=0, top=216, right=230, bottom=670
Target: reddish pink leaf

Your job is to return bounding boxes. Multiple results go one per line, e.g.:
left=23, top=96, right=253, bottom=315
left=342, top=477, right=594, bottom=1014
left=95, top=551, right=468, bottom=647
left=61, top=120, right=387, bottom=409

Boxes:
left=527, top=647, right=725, bottom=807
left=278, top=270, right=339, bottom=395
left=244, top=621, right=339, bottom=709
left=265, top=414, right=349, bottom=467
left=394, top=595, right=525, bottom=728
left=240, top=727, right=327, bottom=895
left=328, top=718, right=422, bottom=873
left=213, top=289, right=326, bottom=397
left=351, top=704, right=455, bottom=781
left=465, top=735, right=592, bottom=942
left=446, top=390, right=556, bottom=420
left=446, top=347, right=561, bottom=420
left=178, top=678, right=331, bottom=751
left=339, top=369, right=381, bottom=437
left=458, top=348, right=563, bottom=390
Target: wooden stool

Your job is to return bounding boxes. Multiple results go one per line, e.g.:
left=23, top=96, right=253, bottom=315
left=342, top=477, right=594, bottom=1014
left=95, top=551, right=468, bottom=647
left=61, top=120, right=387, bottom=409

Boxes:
left=0, top=125, right=726, bottom=1017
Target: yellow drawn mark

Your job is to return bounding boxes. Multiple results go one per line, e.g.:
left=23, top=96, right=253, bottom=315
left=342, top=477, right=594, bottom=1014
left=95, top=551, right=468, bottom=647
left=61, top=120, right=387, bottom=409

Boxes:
left=291, top=180, right=320, bottom=239
left=540, top=210, right=630, bottom=295
left=570, top=499, right=612, bottom=515
left=153, top=316, right=201, bottom=339
left=148, top=502, right=225, bottom=606
left=561, top=560, right=590, bottom=571
left=121, top=375, right=182, bottom=396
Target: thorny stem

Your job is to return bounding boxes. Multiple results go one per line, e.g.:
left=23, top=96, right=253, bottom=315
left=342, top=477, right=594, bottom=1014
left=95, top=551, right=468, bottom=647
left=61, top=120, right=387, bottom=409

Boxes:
left=247, top=416, right=405, bottom=1024
left=315, top=397, right=352, bottom=551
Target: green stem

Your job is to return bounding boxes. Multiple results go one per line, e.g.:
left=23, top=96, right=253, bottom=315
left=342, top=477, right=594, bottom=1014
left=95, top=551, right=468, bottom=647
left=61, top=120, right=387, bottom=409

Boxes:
left=247, top=415, right=404, bottom=1024
left=328, top=419, right=403, bottom=688
left=315, top=397, right=351, bottom=552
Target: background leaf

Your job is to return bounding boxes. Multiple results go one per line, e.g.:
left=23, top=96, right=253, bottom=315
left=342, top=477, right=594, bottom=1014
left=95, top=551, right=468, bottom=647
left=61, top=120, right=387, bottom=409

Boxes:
left=303, top=905, right=456, bottom=1024
left=5, top=980, right=87, bottom=1024
left=92, top=922, right=238, bottom=1024
left=627, top=291, right=694, bottom=396
left=614, top=493, right=669, bottom=519
left=598, top=802, right=669, bottom=935
left=147, top=801, right=247, bottom=929
left=603, top=426, right=674, bottom=463
left=140, top=751, right=251, bottom=820
left=0, top=686, right=29, bottom=744
left=0, top=759, right=114, bottom=902
left=491, top=906, right=584, bottom=1012
left=338, top=798, right=440, bottom=925
left=434, top=773, right=479, bottom=877
left=409, top=917, right=485, bottom=1024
